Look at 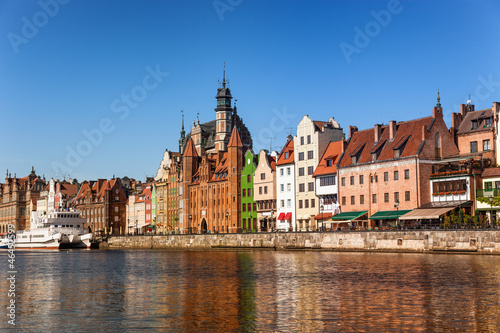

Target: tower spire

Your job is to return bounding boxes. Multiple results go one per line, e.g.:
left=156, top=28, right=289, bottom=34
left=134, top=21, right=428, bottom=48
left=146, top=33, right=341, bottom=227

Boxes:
left=222, top=62, right=226, bottom=89
left=436, top=89, right=441, bottom=107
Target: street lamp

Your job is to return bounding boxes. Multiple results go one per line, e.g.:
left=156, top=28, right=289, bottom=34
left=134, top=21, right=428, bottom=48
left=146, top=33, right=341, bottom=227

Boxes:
left=270, top=208, right=274, bottom=232
left=489, top=196, right=494, bottom=228
left=225, top=212, right=229, bottom=233
left=394, top=200, right=400, bottom=229
left=320, top=203, right=324, bottom=232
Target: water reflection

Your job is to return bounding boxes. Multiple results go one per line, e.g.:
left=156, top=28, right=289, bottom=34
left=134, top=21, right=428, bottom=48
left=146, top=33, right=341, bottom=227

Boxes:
left=0, top=250, right=499, bottom=332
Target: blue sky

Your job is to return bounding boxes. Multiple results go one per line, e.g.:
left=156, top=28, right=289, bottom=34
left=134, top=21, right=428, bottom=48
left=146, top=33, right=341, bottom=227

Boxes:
left=1, top=0, right=499, bottom=181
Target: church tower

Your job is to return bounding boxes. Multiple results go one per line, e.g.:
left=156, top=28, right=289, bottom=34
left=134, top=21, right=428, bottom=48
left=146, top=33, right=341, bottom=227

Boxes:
left=214, top=67, right=233, bottom=152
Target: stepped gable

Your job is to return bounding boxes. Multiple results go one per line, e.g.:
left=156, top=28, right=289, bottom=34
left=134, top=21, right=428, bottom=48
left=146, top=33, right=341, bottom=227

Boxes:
left=339, top=116, right=434, bottom=167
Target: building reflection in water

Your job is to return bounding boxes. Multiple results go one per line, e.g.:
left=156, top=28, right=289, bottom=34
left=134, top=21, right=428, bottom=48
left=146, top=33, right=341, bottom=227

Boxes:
left=1, top=250, right=499, bottom=332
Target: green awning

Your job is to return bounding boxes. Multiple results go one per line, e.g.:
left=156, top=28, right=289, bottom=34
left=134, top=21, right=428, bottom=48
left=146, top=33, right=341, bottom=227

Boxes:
left=331, top=211, right=368, bottom=221
left=369, top=210, right=412, bottom=220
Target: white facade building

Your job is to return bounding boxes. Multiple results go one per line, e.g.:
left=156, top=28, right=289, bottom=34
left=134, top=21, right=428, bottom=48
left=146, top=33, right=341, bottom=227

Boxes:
left=276, top=136, right=296, bottom=231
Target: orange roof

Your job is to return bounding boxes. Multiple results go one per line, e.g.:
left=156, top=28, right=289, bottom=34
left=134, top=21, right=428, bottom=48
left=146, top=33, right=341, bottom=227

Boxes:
left=276, top=139, right=294, bottom=165
left=268, top=155, right=276, bottom=171
left=313, top=141, right=343, bottom=176
left=183, top=138, right=198, bottom=157
left=339, top=116, right=434, bottom=167
left=227, top=126, right=243, bottom=147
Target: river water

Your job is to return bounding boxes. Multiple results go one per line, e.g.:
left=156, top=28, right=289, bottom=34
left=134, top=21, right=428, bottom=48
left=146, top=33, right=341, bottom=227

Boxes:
left=1, top=249, right=499, bottom=332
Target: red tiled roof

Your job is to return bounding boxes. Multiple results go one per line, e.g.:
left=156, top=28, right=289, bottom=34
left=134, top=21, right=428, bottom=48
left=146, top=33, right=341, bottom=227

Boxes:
left=228, top=126, right=243, bottom=147
left=313, top=141, right=343, bottom=176
left=277, top=139, right=294, bottom=165
left=482, top=167, right=500, bottom=178
left=183, top=138, right=198, bottom=157
left=268, top=155, right=276, bottom=171
left=339, top=117, right=434, bottom=167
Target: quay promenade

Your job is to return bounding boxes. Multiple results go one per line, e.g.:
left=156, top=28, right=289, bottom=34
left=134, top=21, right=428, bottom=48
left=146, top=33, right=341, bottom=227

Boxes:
left=106, top=230, right=500, bottom=254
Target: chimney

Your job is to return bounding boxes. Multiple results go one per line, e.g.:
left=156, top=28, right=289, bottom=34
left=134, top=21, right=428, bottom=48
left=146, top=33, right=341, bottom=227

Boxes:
left=389, top=121, right=397, bottom=140
left=348, top=126, right=358, bottom=139
left=374, top=124, right=381, bottom=143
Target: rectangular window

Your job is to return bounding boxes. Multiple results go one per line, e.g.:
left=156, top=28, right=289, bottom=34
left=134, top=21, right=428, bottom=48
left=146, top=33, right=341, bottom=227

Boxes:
left=394, top=192, right=400, bottom=203
left=326, top=159, right=333, bottom=167
left=305, top=199, right=309, bottom=208
left=384, top=172, right=389, bottom=182
left=404, top=169, right=410, bottom=179
left=287, top=183, right=291, bottom=191
left=483, top=139, right=491, bottom=151
left=287, top=199, right=291, bottom=207
left=308, top=182, right=314, bottom=191
left=280, top=184, right=284, bottom=192
left=300, top=136, right=304, bottom=145
left=299, top=200, right=303, bottom=209
left=405, top=191, right=410, bottom=201
left=350, top=176, right=355, bottom=185
left=320, top=176, right=335, bottom=186
left=372, top=194, right=377, bottom=204
left=359, top=175, right=364, bottom=184
left=485, top=182, right=493, bottom=189
left=280, top=169, right=284, bottom=176
left=495, top=181, right=500, bottom=189
left=299, top=152, right=304, bottom=161
left=350, top=196, right=355, bottom=205
left=281, top=200, right=285, bottom=208
left=242, top=204, right=246, bottom=212
left=299, top=183, right=305, bottom=192
left=307, top=135, right=311, bottom=144
left=472, top=120, right=478, bottom=129
left=264, top=186, right=268, bottom=194
left=341, top=177, right=346, bottom=186
left=285, top=152, right=289, bottom=159
left=485, top=118, right=492, bottom=127
left=308, top=151, right=313, bottom=159
left=470, top=141, right=478, bottom=153
left=342, top=196, right=346, bottom=206
left=261, top=173, right=265, bottom=180
left=287, top=167, right=291, bottom=175
left=360, top=195, right=364, bottom=205
left=308, top=166, right=314, bottom=175
left=384, top=193, right=389, bottom=203
left=243, top=189, right=246, bottom=197
left=311, top=199, right=315, bottom=208
left=394, top=170, right=399, bottom=181
left=259, top=187, right=262, bottom=195
left=248, top=189, right=251, bottom=196
left=299, top=167, right=305, bottom=176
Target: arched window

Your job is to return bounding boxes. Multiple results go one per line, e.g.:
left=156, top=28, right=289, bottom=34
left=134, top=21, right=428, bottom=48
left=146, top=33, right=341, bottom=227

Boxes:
left=435, top=133, right=441, bottom=158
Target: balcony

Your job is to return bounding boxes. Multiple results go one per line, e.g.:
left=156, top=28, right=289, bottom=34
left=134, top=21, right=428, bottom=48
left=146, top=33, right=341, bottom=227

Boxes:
left=476, top=188, right=500, bottom=198
left=430, top=170, right=468, bottom=179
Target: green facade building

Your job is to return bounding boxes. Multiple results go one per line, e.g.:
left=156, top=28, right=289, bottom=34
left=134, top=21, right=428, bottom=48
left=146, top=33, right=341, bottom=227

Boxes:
left=241, top=149, right=257, bottom=232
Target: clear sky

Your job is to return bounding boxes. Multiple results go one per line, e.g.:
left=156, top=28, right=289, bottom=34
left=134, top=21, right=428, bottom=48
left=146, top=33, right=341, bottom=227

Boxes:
left=1, top=0, right=499, bottom=182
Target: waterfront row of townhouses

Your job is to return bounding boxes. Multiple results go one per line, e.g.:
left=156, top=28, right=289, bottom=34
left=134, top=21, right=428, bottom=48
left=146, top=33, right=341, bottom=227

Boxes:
left=1, top=74, right=499, bottom=234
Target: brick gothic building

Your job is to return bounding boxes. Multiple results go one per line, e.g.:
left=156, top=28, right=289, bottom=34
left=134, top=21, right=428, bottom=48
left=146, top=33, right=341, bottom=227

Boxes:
left=179, top=73, right=251, bottom=234
left=74, top=178, right=127, bottom=235
left=0, top=167, right=46, bottom=232
left=337, top=95, right=459, bottom=228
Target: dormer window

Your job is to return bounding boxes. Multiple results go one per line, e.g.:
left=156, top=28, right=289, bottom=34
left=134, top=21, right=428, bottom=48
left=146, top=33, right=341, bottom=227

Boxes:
left=485, top=118, right=492, bottom=127
left=285, top=152, right=289, bottom=159
left=326, top=159, right=333, bottom=167
left=394, top=149, right=401, bottom=159
left=351, top=155, right=358, bottom=164
left=472, top=120, right=478, bottom=130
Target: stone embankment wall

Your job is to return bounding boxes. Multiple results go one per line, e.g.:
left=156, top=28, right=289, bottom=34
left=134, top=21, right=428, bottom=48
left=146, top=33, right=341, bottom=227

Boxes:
left=106, top=230, right=500, bottom=254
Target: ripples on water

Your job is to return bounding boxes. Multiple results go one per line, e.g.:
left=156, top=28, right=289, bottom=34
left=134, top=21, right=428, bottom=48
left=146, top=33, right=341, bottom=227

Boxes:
left=1, top=250, right=499, bottom=332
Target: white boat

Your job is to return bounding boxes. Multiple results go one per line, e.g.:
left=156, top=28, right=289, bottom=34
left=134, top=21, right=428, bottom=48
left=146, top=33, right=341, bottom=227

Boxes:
left=15, top=209, right=93, bottom=249
left=0, top=233, right=9, bottom=249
